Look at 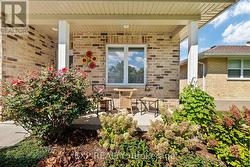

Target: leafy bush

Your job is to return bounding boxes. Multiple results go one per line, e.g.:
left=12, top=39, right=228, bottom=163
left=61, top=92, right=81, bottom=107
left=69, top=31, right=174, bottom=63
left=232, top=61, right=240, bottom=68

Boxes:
left=3, top=67, right=93, bottom=143
left=0, top=138, right=49, bottom=167
left=99, top=114, right=137, bottom=150
left=173, top=154, right=226, bottom=167
left=105, top=140, right=162, bottom=167
left=174, top=85, right=216, bottom=127
left=147, top=120, right=200, bottom=158
left=207, top=105, right=250, bottom=167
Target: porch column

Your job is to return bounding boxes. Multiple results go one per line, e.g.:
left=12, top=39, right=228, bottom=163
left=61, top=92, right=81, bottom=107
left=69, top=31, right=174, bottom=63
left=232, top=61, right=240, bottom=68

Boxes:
left=0, top=21, right=2, bottom=119
left=187, top=21, right=198, bottom=85
left=57, top=20, right=70, bottom=70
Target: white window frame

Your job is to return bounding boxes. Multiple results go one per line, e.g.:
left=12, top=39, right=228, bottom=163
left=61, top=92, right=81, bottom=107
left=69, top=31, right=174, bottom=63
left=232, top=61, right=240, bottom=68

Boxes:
left=106, top=44, right=147, bottom=86
left=228, top=58, right=250, bottom=80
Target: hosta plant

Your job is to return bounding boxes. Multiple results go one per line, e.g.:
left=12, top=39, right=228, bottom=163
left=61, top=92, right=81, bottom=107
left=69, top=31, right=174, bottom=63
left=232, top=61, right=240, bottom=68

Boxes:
left=98, top=114, right=137, bottom=150
left=2, top=67, right=93, bottom=143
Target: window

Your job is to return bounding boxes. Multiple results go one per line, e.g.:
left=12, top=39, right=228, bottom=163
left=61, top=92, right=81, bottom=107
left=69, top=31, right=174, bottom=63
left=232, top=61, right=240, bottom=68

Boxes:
left=228, top=59, right=250, bottom=79
left=106, top=45, right=146, bottom=85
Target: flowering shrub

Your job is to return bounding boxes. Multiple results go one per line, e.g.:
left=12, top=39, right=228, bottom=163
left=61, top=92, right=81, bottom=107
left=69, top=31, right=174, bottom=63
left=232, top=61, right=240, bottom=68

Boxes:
left=98, top=114, right=137, bottom=150
left=207, top=105, right=250, bottom=167
left=174, top=85, right=216, bottom=127
left=147, top=120, right=200, bottom=159
left=2, top=67, right=93, bottom=143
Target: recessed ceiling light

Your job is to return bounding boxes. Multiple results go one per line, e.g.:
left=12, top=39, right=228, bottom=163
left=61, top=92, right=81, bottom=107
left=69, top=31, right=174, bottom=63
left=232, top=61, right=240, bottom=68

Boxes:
left=123, top=24, right=129, bottom=29
left=52, top=27, right=58, bottom=31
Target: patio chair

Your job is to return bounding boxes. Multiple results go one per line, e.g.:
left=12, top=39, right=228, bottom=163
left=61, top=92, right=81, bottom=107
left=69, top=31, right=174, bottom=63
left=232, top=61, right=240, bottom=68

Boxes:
left=92, top=84, right=114, bottom=116
left=139, top=84, right=160, bottom=117
left=115, top=88, right=137, bottom=115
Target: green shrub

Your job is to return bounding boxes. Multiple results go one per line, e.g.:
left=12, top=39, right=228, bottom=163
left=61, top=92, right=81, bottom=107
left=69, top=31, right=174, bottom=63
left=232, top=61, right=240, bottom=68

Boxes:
left=105, top=140, right=162, bottom=167
left=174, top=85, right=216, bottom=127
left=207, top=105, right=250, bottom=167
left=0, top=138, right=49, bottom=167
left=99, top=114, right=137, bottom=150
left=173, top=154, right=226, bottom=167
left=147, top=120, right=200, bottom=158
left=3, top=67, right=93, bottom=143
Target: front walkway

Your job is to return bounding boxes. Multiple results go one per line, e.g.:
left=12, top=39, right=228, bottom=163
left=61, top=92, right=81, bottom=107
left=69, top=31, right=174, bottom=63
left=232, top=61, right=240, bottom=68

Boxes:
left=0, top=121, right=29, bottom=149
left=72, top=111, right=163, bottom=131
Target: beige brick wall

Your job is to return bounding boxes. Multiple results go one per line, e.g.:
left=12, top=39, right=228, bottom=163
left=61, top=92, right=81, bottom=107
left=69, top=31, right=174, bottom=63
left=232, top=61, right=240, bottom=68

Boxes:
left=206, top=58, right=250, bottom=100
left=180, top=58, right=250, bottom=100
left=2, top=26, right=56, bottom=81
left=73, top=32, right=180, bottom=101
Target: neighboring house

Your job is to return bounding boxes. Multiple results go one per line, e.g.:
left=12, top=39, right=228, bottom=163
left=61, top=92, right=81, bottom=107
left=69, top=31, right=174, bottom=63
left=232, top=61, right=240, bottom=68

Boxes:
left=180, top=45, right=250, bottom=111
left=0, top=0, right=237, bottom=110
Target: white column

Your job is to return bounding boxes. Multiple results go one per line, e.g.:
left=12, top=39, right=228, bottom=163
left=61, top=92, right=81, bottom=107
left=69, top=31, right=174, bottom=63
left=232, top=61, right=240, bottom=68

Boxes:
left=187, top=21, right=198, bottom=85
left=0, top=21, right=2, bottom=119
left=58, top=20, right=70, bottom=70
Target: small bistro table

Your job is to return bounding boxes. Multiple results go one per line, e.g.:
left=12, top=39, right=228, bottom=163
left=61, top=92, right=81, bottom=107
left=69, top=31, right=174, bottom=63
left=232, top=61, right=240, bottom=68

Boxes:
left=113, top=88, right=138, bottom=114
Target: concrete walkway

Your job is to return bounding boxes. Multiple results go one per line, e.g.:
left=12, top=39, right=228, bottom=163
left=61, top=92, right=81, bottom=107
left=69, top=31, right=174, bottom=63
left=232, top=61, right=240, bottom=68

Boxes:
left=0, top=121, right=29, bottom=149
left=72, top=111, right=163, bottom=131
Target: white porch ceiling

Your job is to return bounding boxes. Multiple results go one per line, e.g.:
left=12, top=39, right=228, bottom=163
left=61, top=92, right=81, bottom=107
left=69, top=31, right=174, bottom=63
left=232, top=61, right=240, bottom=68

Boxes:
left=33, top=24, right=181, bottom=40
left=29, top=0, right=237, bottom=40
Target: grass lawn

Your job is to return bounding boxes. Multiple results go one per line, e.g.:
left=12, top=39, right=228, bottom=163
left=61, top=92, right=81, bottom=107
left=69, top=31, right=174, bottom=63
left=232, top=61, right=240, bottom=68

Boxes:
left=0, top=138, right=49, bottom=167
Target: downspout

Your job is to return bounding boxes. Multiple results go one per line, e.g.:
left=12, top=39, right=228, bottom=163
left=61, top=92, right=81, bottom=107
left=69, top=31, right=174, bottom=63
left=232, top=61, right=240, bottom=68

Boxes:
left=198, top=62, right=205, bottom=91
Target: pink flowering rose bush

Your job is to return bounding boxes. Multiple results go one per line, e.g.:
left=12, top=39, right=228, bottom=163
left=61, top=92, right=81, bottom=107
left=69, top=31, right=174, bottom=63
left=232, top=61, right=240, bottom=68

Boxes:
left=2, top=67, right=93, bottom=143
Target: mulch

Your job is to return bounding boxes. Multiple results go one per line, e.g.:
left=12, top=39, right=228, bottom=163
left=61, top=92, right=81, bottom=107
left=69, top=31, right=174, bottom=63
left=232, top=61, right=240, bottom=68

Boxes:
left=36, top=129, right=108, bottom=167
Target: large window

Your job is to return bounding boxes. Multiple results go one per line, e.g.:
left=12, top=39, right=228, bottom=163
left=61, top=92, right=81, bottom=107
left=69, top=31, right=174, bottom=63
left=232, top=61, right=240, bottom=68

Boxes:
left=228, top=59, right=250, bottom=79
left=106, top=45, right=146, bottom=85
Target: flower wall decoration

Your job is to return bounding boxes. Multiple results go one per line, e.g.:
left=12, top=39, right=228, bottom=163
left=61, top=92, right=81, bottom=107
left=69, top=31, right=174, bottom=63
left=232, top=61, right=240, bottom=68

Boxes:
left=82, top=50, right=97, bottom=69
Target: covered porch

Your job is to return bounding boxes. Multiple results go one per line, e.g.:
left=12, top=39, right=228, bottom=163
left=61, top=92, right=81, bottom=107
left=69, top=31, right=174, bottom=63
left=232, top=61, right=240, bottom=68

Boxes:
left=1, top=0, right=236, bottom=119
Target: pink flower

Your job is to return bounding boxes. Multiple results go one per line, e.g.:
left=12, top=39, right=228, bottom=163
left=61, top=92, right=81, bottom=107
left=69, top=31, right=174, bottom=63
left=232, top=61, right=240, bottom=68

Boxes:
left=230, top=145, right=240, bottom=158
left=223, top=116, right=235, bottom=128
left=60, top=67, right=68, bottom=73
left=243, top=106, right=250, bottom=125
left=11, top=80, right=18, bottom=86
left=230, top=105, right=242, bottom=121
left=11, top=79, right=24, bottom=86
left=48, top=67, right=53, bottom=72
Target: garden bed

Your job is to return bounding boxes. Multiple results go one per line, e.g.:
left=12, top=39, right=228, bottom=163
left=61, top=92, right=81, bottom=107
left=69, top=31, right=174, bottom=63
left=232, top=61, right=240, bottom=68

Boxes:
left=36, top=129, right=108, bottom=167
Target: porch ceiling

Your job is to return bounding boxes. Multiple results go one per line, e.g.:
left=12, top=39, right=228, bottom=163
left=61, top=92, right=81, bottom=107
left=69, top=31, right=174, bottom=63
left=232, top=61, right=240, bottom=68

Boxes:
left=29, top=0, right=237, bottom=40
left=33, top=24, right=182, bottom=40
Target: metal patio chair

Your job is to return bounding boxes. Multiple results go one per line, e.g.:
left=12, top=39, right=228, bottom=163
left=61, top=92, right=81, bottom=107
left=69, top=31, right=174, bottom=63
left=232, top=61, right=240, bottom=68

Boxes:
left=92, top=84, right=114, bottom=115
left=139, top=84, right=160, bottom=117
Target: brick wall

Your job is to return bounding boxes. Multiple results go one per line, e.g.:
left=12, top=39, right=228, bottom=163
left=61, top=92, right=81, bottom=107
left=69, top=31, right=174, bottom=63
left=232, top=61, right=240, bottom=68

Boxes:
left=2, top=26, right=56, bottom=81
left=73, top=32, right=180, bottom=102
left=180, top=58, right=250, bottom=100
left=206, top=58, right=250, bottom=100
